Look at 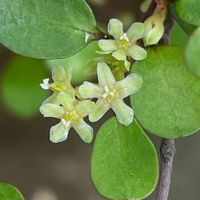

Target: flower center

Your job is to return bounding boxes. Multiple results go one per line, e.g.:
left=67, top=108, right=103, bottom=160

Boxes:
left=64, top=110, right=80, bottom=123
left=50, top=82, right=66, bottom=92
left=103, top=85, right=119, bottom=102
left=118, top=33, right=131, bottom=49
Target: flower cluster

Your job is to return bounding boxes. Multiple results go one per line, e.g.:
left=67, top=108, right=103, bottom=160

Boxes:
left=40, top=62, right=142, bottom=143
left=40, top=17, right=165, bottom=144
left=97, top=17, right=165, bottom=64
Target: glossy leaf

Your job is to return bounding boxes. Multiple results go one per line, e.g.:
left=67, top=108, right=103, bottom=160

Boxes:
left=0, top=0, right=98, bottom=59
left=170, top=3, right=197, bottom=35
left=185, top=27, right=200, bottom=77
left=0, top=183, right=24, bottom=200
left=1, top=55, right=49, bottom=118
left=46, top=41, right=101, bottom=84
left=91, top=117, right=158, bottom=200
left=174, top=0, right=200, bottom=26
left=131, top=46, right=200, bottom=138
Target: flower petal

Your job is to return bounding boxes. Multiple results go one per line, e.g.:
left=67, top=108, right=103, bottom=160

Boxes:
left=124, top=60, right=131, bottom=71
left=57, top=91, right=75, bottom=110
left=111, top=99, right=134, bottom=126
left=89, top=99, right=110, bottom=122
left=140, top=0, right=152, bottom=13
left=52, top=66, right=66, bottom=82
left=127, top=45, right=147, bottom=60
left=116, top=73, right=143, bottom=98
left=40, top=103, right=64, bottom=118
left=79, top=82, right=104, bottom=98
left=144, top=22, right=164, bottom=46
left=42, top=93, right=59, bottom=105
left=108, top=19, right=124, bottom=39
left=97, top=62, right=116, bottom=86
left=127, top=22, right=145, bottom=42
left=98, top=39, right=117, bottom=52
left=96, top=50, right=111, bottom=55
left=112, top=49, right=126, bottom=61
left=50, top=121, right=70, bottom=143
left=76, top=100, right=95, bottom=118
left=73, top=120, right=93, bottom=143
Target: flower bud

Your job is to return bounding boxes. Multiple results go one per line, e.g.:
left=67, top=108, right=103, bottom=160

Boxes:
left=143, top=13, right=165, bottom=46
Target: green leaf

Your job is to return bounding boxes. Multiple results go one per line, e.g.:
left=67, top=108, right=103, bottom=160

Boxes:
left=1, top=55, right=49, bottom=118
left=170, top=3, right=196, bottom=35
left=131, top=46, right=200, bottom=138
left=170, top=22, right=188, bottom=47
left=0, top=183, right=24, bottom=200
left=46, top=41, right=101, bottom=84
left=185, top=27, right=200, bottom=77
left=0, top=0, right=98, bottom=59
left=174, top=0, right=200, bottom=27
left=91, top=117, right=158, bottom=200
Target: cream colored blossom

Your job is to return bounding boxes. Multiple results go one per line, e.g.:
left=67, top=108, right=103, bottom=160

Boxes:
left=40, top=66, right=75, bottom=104
left=79, top=62, right=143, bottom=126
left=40, top=92, right=94, bottom=143
left=98, top=19, right=147, bottom=61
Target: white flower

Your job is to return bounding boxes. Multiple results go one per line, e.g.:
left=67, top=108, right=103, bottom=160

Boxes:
left=79, top=62, right=143, bottom=126
left=98, top=19, right=147, bottom=61
left=40, top=66, right=75, bottom=104
left=40, top=92, right=94, bottom=143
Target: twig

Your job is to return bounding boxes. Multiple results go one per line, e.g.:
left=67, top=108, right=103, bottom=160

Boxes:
left=155, top=139, right=175, bottom=200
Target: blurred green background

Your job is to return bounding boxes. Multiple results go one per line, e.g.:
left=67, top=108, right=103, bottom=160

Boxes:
left=0, top=0, right=199, bottom=199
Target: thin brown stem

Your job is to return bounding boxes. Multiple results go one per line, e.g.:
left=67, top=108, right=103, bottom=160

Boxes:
left=155, top=139, right=175, bottom=200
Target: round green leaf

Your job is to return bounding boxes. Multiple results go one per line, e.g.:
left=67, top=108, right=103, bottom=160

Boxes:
left=46, top=41, right=101, bottom=84
left=1, top=55, right=48, bottom=118
left=0, top=0, right=98, bottom=59
left=174, top=0, right=200, bottom=26
left=185, top=27, right=200, bottom=77
left=91, top=117, right=158, bottom=200
left=0, top=183, right=24, bottom=200
left=131, top=46, right=200, bottom=138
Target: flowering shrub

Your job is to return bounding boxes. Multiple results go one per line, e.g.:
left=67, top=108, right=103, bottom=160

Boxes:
left=0, top=0, right=200, bottom=199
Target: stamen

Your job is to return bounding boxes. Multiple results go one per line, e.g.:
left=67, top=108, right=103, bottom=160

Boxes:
left=110, top=92, right=115, bottom=96
left=40, top=78, right=50, bottom=90
left=120, top=33, right=129, bottom=42
left=85, top=32, right=91, bottom=43
left=104, top=85, right=110, bottom=93
left=103, top=93, right=109, bottom=98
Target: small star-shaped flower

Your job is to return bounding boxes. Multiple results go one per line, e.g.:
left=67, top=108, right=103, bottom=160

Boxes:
left=78, top=62, right=143, bottom=126
left=40, top=92, right=95, bottom=143
left=98, top=19, right=147, bottom=61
